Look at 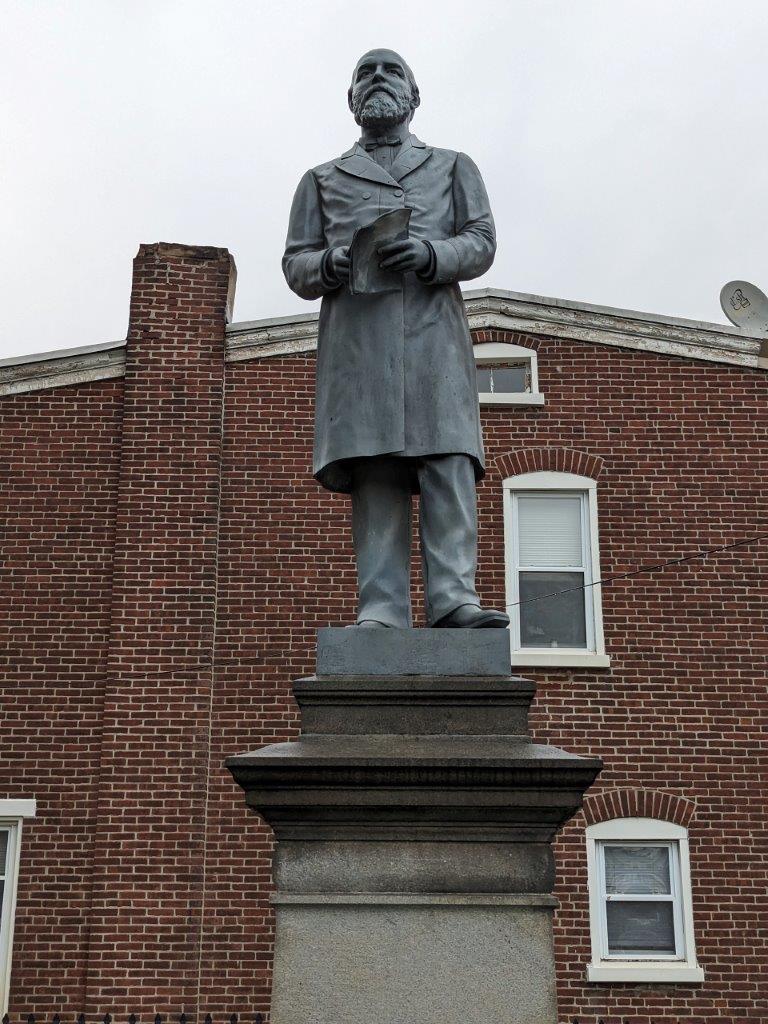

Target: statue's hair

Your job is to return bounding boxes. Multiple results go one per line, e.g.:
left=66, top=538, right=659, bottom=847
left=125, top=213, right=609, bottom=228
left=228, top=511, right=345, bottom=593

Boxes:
left=347, top=50, right=420, bottom=119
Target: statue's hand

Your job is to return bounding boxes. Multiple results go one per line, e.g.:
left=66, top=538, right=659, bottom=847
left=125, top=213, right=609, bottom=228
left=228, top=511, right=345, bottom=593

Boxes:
left=378, top=239, right=431, bottom=274
left=328, top=246, right=351, bottom=284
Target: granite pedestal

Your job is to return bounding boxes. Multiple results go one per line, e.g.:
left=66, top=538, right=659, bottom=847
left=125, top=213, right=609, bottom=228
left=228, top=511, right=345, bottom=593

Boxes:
left=226, top=629, right=602, bottom=1024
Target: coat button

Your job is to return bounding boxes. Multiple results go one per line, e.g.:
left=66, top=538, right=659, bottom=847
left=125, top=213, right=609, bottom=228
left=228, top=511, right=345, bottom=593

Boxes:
left=362, top=191, right=371, bottom=199
left=394, top=188, right=403, bottom=197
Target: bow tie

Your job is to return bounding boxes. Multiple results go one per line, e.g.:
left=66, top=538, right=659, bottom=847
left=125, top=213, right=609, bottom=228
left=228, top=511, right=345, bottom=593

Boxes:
left=363, top=136, right=403, bottom=151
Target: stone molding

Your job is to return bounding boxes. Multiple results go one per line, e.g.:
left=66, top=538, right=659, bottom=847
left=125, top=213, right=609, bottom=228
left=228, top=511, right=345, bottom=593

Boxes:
left=227, top=661, right=603, bottom=846
left=582, top=788, right=696, bottom=827
left=294, top=674, right=534, bottom=736
left=0, top=340, right=126, bottom=397
left=271, top=893, right=558, bottom=907
left=462, top=289, right=767, bottom=369
left=4, top=287, right=766, bottom=397
left=225, top=287, right=768, bottom=370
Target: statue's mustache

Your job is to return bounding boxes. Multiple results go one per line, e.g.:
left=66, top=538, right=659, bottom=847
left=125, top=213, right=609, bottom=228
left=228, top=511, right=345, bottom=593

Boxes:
left=362, top=85, right=398, bottom=104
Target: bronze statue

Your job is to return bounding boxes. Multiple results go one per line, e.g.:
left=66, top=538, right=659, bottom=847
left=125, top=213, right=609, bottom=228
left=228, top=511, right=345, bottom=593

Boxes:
left=283, top=48, right=509, bottom=630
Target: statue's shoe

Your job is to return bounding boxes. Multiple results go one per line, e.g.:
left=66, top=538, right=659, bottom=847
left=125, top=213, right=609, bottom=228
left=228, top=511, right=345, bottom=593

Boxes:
left=433, top=604, right=510, bottom=629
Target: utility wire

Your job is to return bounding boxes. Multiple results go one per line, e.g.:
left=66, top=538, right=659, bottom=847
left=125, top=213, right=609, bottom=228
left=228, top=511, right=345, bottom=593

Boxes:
left=507, top=532, right=768, bottom=609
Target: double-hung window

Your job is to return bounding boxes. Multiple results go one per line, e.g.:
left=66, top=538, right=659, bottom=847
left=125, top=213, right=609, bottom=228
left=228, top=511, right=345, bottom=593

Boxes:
left=504, top=472, right=609, bottom=668
left=599, top=841, right=681, bottom=957
left=586, top=818, right=704, bottom=983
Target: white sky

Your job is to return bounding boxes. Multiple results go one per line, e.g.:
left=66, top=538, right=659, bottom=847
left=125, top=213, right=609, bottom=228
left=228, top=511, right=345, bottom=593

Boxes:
left=2, top=0, right=767, bottom=360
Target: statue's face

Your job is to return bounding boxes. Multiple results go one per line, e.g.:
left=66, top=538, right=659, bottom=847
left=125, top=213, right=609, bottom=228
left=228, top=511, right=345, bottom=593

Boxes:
left=349, top=49, right=415, bottom=129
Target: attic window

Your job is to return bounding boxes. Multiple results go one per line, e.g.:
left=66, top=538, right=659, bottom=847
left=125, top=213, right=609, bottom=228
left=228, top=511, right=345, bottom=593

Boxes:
left=476, top=363, right=528, bottom=394
left=474, top=343, right=544, bottom=407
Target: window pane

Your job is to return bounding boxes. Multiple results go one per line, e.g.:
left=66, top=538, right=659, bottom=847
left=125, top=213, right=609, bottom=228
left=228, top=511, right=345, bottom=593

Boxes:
left=606, top=901, right=676, bottom=954
left=518, top=496, right=583, bottom=566
left=519, top=571, right=587, bottom=648
left=0, top=831, right=7, bottom=873
left=605, top=846, right=671, bottom=895
left=476, top=367, right=492, bottom=392
left=490, top=365, right=527, bottom=393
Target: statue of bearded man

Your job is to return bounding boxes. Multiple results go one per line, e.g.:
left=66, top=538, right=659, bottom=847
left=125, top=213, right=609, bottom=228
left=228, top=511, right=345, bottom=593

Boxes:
left=283, top=48, right=509, bottom=631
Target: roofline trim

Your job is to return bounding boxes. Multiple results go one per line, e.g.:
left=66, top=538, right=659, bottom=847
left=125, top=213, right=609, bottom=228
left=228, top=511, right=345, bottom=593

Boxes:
left=226, top=288, right=768, bottom=369
left=2, top=287, right=766, bottom=396
left=0, top=341, right=126, bottom=397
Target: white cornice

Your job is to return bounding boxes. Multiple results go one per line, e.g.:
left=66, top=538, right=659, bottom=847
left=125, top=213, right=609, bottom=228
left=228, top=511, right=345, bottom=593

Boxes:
left=2, top=288, right=766, bottom=397
left=226, top=288, right=768, bottom=370
left=225, top=310, right=321, bottom=362
left=0, top=340, right=125, bottom=397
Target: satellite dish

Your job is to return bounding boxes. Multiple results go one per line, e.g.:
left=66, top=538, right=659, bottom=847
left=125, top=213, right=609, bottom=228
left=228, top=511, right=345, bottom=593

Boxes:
left=720, top=280, right=768, bottom=333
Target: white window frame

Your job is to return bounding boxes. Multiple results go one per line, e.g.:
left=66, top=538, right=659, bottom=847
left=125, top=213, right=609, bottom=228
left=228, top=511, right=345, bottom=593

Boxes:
left=586, top=817, right=704, bottom=983
left=474, top=343, right=544, bottom=406
left=503, top=471, right=609, bottom=668
left=0, top=799, right=36, bottom=1014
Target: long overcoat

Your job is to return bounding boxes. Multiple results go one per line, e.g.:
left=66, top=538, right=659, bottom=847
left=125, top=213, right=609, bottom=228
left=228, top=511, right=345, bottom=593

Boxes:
left=282, top=134, right=496, bottom=493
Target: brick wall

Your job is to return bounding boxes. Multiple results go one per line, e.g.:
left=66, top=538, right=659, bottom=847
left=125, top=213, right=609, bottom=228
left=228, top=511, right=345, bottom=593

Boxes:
left=2, top=251, right=766, bottom=1022
left=1, top=379, right=123, bottom=1007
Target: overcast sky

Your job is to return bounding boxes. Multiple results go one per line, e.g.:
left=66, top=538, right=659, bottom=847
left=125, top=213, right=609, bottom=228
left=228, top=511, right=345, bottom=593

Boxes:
left=2, top=0, right=767, bottom=360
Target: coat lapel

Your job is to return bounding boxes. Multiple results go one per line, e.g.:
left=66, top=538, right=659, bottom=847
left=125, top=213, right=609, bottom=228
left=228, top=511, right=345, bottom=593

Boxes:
left=335, top=136, right=433, bottom=187
left=335, top=144, right=398, bottom=188
left=389, top=135, right=433, bottom=182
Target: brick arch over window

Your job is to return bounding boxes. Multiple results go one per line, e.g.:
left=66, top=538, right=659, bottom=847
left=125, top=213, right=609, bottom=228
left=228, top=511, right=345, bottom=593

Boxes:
left=472, top=329, right=541, bottom=350
left=492, top=447, right=604, bottom=481
left=583, top=789, right=696, bottom=828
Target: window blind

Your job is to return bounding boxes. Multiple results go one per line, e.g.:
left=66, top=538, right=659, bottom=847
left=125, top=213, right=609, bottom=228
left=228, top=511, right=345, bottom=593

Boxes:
left=517, top=495, right=583, bottom=566
left=605, top=846, right=671, bottom=895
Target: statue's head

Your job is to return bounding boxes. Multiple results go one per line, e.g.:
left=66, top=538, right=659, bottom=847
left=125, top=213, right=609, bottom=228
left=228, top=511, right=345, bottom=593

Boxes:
left=348, top=48, right=420, bottom=130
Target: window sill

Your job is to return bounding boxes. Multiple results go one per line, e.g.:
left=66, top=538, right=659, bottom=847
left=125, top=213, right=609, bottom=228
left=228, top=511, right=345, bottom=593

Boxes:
left=479, top=392, right=545, bottom=407
left=587, top=962, right=705, bottom=983
left=510, top=650, right=611, bottom=669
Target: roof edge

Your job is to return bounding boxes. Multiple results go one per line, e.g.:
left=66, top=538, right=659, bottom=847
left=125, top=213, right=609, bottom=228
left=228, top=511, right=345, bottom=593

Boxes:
left=465, top=287, right=767, bottom=340
left=226, top=287, right=768, bottom=369
left=3, top=287, right=767, bottom=396
left=0, top=340, right=126, bottom=397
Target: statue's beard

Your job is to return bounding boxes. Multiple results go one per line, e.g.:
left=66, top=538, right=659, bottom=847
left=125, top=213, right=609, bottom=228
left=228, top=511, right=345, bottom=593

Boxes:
left=353, top=88, right=411, bottom=129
